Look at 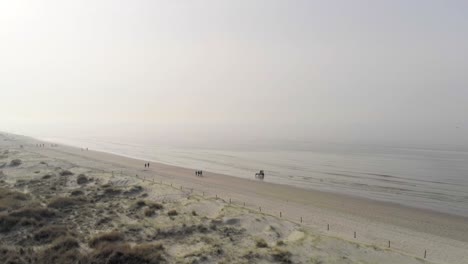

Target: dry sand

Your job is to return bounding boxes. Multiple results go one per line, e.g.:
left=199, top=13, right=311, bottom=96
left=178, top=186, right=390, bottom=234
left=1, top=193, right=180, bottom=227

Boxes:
left=1, top=132, right=467, bottom=263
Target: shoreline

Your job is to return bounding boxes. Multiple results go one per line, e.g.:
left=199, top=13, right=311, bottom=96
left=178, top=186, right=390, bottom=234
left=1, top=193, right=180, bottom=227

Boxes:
left=37, top=135, right=468, bottom=219
left=4, top=132, right=468, bottom=263
left=39, top=135, right=468, bottom=221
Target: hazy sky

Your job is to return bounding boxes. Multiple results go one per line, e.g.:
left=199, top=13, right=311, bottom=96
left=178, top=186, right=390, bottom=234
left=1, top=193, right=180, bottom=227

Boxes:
left=1, top=1, right=467, bottom=148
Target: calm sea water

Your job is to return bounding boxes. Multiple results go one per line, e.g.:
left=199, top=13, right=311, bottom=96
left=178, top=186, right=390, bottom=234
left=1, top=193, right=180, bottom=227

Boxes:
left=44, top=137, right=468, bottom=217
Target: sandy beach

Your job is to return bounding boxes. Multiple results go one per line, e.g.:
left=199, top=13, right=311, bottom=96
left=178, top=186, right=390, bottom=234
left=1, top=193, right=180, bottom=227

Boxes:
left=1, top=132, right=467, bottom=263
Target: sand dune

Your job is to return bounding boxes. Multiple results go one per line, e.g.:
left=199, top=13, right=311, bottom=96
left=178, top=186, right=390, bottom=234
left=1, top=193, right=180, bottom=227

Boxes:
left=1, top=133, right=466, bottom=263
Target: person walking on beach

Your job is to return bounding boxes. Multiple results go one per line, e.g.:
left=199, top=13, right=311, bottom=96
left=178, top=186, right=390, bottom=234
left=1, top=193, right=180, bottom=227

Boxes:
left=145, top=163, right=147, bottom=168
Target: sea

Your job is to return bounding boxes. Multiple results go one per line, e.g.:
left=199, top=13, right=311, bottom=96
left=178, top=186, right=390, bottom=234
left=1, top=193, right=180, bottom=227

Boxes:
left=42, top=136, right=468, bottom=217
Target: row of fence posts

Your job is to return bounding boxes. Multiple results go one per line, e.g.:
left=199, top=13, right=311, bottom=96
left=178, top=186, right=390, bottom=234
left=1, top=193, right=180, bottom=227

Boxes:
left=132, top=172, right=428, bottom=260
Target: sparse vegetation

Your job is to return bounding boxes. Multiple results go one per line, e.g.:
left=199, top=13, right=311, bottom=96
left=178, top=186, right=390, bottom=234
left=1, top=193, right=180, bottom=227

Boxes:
left=0, top=207, right=56, bottom=233
left=124, top=185, right=143, bottom=195
left=96, top=217, right=111, bottom=226
left=0, top=215, right=23, bottom=232
left=0, top=189, right=31, bottom=211
left=0, top=246, right=35, bottom=264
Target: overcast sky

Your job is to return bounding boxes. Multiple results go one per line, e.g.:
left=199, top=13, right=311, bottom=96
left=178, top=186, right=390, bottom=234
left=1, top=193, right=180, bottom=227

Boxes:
left=1, top=0, right=467, bottom=148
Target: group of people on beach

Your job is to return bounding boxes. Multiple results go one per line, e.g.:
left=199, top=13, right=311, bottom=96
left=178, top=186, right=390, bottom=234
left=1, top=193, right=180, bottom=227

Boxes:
left=36, top=143, right=59, bottom=148
left=144, top=162, right=150, bottom=168
left=195, top=170, right=203, bottom=176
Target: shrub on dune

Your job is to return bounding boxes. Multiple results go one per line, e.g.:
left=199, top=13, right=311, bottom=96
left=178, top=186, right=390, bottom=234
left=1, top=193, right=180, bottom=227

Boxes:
left=42, top=174, right=53, bottom=179
left=89, top=243, right=165, bottom=264
left=60, top=170, right=73, bottom=176
left=144, top=208, right=155, bottom=217
left=48, top=197, right=82, bottom=209
left=104, top=187, right=121, bottom=196
left=9, top=207, right=55, bottom=221
left=167, top=210, right=178, bottom=216
left=70, top=190, right=84, bottom=196
left=39, top=236, right=82, bottom=264
left=88, top=231, right=124, bottom=248
left=0, top=215, right=21, bottom=233
left=33, top=225, right=69, bottom=243
left=9, top=159, right=22, bottom=167
left=149, top=202, right=164, bottom=210
left=76, top=174, right=89, bottom=185
left=256, top=238, right=268, bottom=248
left=271, top=248, right=293, bottom=263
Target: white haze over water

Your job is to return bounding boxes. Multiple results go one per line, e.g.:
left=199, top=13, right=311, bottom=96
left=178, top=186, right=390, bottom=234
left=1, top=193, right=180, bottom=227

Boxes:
left=1, top=0, right=468, bottom=149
